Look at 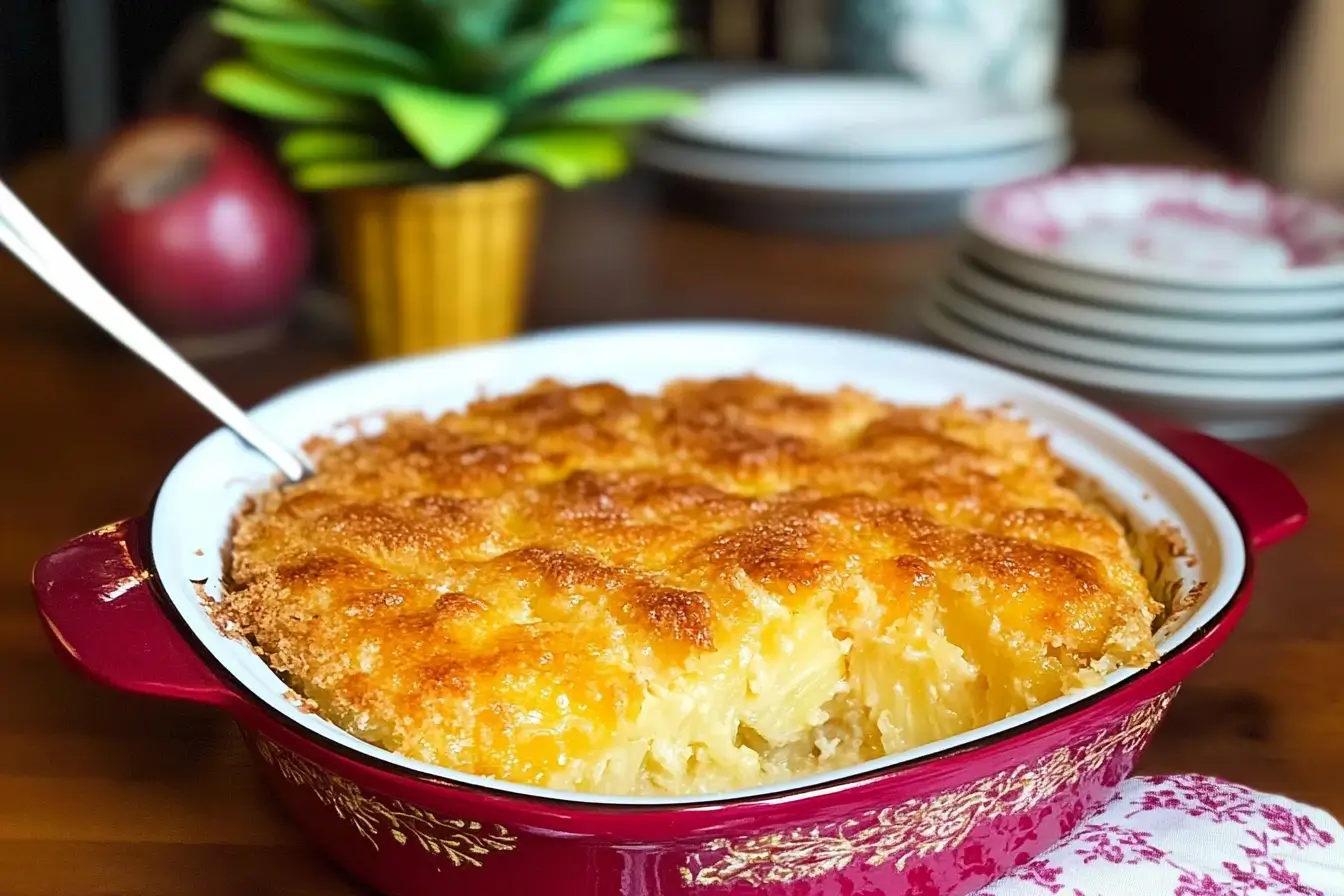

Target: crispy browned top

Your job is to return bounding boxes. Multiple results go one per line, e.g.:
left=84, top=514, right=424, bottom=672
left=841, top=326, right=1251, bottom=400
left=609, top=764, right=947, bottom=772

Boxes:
left=221, top=377, right=1158, bottom=793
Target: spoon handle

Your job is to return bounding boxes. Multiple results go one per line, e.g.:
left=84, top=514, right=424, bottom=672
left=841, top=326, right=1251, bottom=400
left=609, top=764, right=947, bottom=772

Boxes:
left=0, top=179, right=309, bottom=482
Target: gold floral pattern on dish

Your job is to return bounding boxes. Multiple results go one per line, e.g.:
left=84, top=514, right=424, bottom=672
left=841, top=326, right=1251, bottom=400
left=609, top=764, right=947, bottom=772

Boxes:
left=680, top=689, right=1177, bottom=888
left=253, top=735, right=517, bottom=866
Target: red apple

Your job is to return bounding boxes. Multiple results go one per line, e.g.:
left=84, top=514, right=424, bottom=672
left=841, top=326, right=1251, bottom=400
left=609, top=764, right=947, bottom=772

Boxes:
left=83, top=115, right=313, bottom=335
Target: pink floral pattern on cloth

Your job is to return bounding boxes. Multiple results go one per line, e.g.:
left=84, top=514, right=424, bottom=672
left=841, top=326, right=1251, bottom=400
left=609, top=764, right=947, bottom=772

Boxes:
left=973, top=776, right=1344, bottom=896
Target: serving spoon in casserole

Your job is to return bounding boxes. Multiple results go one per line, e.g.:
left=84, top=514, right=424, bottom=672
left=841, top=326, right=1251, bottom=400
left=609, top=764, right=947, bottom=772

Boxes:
left=0, top=177, right=310, bottom=482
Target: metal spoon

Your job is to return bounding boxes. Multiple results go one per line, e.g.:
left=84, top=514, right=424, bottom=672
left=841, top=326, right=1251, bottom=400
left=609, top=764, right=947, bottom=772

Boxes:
left=0, top=178, right=310, bottom=482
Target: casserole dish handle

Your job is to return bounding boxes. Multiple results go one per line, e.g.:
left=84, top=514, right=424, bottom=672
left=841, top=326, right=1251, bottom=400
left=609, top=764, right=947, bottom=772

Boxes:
left=1147, top=425, right=1308, bottom=550
left=31, top=518, right=236, bottom=708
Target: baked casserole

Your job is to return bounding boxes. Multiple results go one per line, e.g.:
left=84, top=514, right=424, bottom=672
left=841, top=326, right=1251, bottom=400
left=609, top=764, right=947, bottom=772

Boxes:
left=220, top=377, right=1161, bottom=796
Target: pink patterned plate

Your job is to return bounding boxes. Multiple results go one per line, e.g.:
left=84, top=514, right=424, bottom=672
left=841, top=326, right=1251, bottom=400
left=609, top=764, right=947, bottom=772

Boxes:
left=967, top=166, right=1344, bottom=289
left=973, top=775, right=1344, bottom=895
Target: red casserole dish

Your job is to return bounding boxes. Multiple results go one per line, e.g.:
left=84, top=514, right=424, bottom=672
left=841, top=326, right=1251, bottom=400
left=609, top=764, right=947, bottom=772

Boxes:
left=31, top=324, right=1306, bottom=896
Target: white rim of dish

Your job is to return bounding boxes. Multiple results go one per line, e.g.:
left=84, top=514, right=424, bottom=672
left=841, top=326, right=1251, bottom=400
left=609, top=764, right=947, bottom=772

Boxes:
left=636, top=134, right=1071, bottom=193
left=948, top=255, right=1344, bottom=346
left=932, top=281, right=1344, bottom=375
left=660, top=74, right=1068, bottom=159
left=965, top=166, right=1344, bottom=289
left=963, top=235, right=1344, bottom=317
left=921, top=301, right=1344, bottom=402
left=151, top=321, right=1243, bottom=807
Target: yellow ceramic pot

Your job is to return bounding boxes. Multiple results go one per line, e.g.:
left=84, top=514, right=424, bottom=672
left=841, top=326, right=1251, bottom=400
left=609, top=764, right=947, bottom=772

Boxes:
left=328, top=174, right=540, bottom=359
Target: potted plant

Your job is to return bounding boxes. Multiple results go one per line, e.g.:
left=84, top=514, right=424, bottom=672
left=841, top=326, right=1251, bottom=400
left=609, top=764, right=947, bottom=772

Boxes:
left=203, top=0, right=694, bottom=358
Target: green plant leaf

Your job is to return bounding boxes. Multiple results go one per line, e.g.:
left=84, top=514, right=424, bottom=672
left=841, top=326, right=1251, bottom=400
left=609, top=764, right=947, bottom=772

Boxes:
left=305, top=0, right=386, bottom=27
left=509, top=23, right=680, bottom=101
left=546, top=0, right=604, bottom=29
left=520, top=0, right=671, bottom=31
left=379, top=83, right=505, bottom=168
left=482, top=128, right=627, bottom=188
left=546, top=86, right=696, bottom=125
left=488, top=27, right=558, bottom=84
left=375, top=0, right=484, bottom=87
left=381, top=0, right=451, bottom=51
left=595, top=0, right=675, bottom=28
left=203, top=61, right=371, bottom=122
left=444, top=0, right=524, bottom=46
left=510, top=0, right=560, bottom=30
left=414, top=1, right=519, bottom=88
left=223, top=0, right=333, bottom=20
left=245, top=42, right=401, bottom=95
left=502, top=0, right=676, bottom=82
left=293, top=159, right=435, bottom=190
left=279, top=128, right=385, bottom=164
left=211, top=9, right=430, bottom=78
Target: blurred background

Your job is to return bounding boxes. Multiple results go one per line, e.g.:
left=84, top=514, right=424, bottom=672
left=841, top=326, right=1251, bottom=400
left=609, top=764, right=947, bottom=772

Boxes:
left=4, top=3, right=1344, bottom=893
left=5, top=0, right=1344, bottom=442
left=1, top=1, right=1333, bottom=179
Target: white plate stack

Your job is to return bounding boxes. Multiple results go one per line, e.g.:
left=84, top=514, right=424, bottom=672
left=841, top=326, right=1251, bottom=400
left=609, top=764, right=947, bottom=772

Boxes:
left=920, top=166, right=1344, bottom=439
left=637, top=73, right=1072, bottom=237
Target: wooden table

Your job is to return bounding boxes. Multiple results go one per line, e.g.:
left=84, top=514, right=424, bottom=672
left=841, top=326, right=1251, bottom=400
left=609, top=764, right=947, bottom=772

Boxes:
left=3, top=79, right=1342, bottom=896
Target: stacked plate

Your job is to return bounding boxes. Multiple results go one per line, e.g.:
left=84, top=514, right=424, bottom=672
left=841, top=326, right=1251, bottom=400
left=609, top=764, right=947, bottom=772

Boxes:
left=920, top=166, right=1344, bottom=439
left=638, top=72, right=1072, bottom=237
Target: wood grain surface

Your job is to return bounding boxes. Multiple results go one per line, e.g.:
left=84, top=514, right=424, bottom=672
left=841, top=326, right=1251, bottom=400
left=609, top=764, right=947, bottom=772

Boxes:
left=2, top=59, right=1340, bottom=895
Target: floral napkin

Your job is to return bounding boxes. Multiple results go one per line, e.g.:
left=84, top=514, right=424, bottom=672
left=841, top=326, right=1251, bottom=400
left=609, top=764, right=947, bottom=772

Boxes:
left=975, top=776, right=1344, bottom=896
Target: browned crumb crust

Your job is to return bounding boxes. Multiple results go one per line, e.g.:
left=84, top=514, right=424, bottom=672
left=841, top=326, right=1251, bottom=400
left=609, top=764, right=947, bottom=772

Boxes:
left=220, top=377, right=1160, bottom=794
